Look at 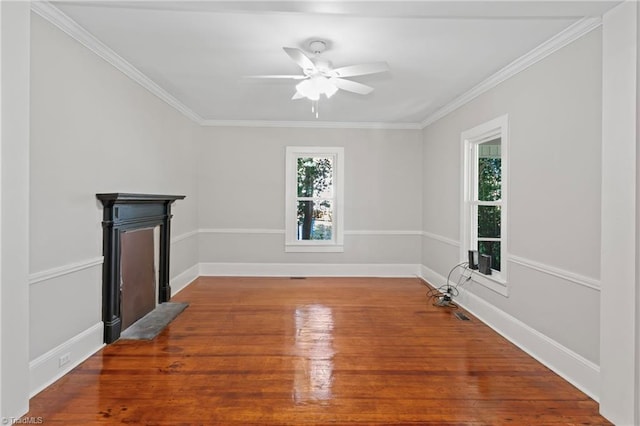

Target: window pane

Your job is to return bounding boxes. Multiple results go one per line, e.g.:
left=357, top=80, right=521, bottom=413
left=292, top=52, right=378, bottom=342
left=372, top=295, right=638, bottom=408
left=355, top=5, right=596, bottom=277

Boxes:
left=478, top=205, right=501, bottom=238
left=477, top=139, right=501, bottom=201
left=478, top=241, right=501, bottom=272
left=297, top=157, right=333, bottom=198
left=297, top=200, right=333, bottom=241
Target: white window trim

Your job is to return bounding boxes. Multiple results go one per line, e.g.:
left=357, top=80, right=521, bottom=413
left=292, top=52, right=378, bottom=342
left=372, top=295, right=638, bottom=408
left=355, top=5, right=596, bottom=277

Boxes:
left=461, top=115, right=509, bottom=296
left=285, top=146, right=344, bottom=253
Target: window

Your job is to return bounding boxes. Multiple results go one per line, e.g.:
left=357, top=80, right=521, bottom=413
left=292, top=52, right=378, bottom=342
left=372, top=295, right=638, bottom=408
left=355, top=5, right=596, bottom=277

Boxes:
left=461, top=115, right=508, bottom=295
left=285, top=146, right=344, bottom=252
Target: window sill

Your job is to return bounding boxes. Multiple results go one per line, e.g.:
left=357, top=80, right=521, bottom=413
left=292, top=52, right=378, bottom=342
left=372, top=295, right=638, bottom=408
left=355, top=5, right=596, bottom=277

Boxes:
left=285, top=244, right=344, bottom=253
left=469, top=270, right=508, bottom=296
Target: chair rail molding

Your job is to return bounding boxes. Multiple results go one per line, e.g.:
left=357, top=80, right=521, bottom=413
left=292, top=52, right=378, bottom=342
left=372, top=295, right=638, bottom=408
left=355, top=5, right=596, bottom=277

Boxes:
left=29, top=256, right=104, bottom=286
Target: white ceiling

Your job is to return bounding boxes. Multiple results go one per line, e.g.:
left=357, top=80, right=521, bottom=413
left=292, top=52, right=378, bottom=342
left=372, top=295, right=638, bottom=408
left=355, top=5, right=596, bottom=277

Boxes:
left=50, top=1, right=619, bottom=126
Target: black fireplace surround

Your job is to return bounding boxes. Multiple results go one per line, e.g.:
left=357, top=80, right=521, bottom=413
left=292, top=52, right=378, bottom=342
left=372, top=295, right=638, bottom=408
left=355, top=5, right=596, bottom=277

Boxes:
left=97, top=193, right=185, bottom=343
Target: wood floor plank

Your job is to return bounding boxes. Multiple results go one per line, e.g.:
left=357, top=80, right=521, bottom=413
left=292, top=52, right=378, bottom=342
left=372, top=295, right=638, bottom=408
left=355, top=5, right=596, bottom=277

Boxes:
left=26, top=277, right=610, bottom=424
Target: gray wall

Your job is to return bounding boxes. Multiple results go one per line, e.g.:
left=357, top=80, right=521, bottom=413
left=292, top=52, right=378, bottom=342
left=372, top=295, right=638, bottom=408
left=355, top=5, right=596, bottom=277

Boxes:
left=29, top=13, right=199, bottom=364
left=198, top=126, right=422, bottom=266
left=599, top=2, right=639, bottom=423
left=421, top=29, right=602, bottom=364
left=1, top=1, right=31, bottom=418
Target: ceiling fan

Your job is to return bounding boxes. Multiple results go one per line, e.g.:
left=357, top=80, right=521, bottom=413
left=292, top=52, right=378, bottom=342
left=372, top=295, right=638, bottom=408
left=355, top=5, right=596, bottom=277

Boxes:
left=249, top=40, right=389, bottom=117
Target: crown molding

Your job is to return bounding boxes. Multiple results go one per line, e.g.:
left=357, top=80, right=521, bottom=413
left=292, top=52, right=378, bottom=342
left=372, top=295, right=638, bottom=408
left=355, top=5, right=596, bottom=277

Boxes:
left=199, top=119, right=422, bottom=130
left=421, top=16, right=602, bottom=128
left=30, top=1, right=203, bottom=124
left=31, top=2, right=601, bottom=131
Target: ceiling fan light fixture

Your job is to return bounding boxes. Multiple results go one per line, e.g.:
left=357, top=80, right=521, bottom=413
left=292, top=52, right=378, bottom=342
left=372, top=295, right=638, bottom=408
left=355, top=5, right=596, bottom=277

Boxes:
left=324, top=83, right=338, bottom=99
left=295, top=79, right=319, bottom=101
left=315, top=76, right=338, bottom=98
left=295, top=76, right=338, bottom=101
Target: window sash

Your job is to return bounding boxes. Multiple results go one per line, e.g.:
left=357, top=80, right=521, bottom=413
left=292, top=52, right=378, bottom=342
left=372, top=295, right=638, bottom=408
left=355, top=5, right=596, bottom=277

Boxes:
left=285, top=146, right=344, bottom=252
left=296, top=196, right=335, bottom=202
left=470, top=192, right=503, bottom=270
left=470, top=200, right=501, bottom=206
left=467, top=131, right=505, bottom=272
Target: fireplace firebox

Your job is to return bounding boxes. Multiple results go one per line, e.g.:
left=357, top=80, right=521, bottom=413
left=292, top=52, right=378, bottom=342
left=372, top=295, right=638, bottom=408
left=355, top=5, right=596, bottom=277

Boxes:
left=97, top=193, right=185, bottom=343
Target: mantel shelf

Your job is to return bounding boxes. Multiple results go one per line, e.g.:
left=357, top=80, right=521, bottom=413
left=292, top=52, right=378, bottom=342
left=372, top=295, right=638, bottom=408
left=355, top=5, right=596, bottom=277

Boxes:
left=97, top=193, right=185, bottom=205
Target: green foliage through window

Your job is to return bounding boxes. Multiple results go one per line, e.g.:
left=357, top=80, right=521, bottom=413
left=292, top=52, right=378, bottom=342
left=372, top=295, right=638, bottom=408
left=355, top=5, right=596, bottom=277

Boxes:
left=476, top=139, right=502, bottom=271
left=477, top=206, right=501, bottom=238
left=296, top=157, right=333, bottom=240
left=477, top=158, right=501, bottom=201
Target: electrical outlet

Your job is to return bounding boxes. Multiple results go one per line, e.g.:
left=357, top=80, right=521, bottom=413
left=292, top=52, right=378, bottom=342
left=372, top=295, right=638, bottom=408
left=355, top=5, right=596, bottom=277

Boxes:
left=59, top=352, right=71, bottom=367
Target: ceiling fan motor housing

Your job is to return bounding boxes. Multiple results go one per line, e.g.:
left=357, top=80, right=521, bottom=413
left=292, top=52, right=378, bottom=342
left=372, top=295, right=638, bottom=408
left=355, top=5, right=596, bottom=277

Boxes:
left=312, top=58, right=332, bottom=74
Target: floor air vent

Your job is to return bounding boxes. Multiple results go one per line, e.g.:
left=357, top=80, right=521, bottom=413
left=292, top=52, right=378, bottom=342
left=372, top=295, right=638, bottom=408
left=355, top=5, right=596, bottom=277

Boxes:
left=454, top=312, right=471, bottom=321
left=290, top=277, right=307, bottom=280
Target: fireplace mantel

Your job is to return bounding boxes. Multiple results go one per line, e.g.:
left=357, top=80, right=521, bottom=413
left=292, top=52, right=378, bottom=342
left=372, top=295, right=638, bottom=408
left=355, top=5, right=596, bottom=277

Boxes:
left=97, top=193, right=185, bottom=343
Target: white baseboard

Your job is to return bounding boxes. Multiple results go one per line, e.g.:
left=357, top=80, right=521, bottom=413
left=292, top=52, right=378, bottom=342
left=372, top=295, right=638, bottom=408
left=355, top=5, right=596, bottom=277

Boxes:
left=199, top=262, right=420, bottom=277
left=29, top=322, right=104, bottom=398
left=419, top=264, right=600, bottom=402
left=170, top=264, right=199, bottom=295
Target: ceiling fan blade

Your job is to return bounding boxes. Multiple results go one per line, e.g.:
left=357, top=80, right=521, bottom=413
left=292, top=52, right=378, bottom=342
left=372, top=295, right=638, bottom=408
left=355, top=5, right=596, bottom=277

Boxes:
left=291, top=91, right=305, bottom=100
left=330, top=62, right=389, bottom=78
left=331, top=78, right=374, bottom=95
left=283, top=47, right=316, bottom=72
left=244, top=75, right=307, bottom=80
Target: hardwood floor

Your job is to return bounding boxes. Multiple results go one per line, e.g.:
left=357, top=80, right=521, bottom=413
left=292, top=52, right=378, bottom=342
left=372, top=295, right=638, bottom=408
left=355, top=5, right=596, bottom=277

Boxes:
left=27, top=277, right=610, bottom=425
